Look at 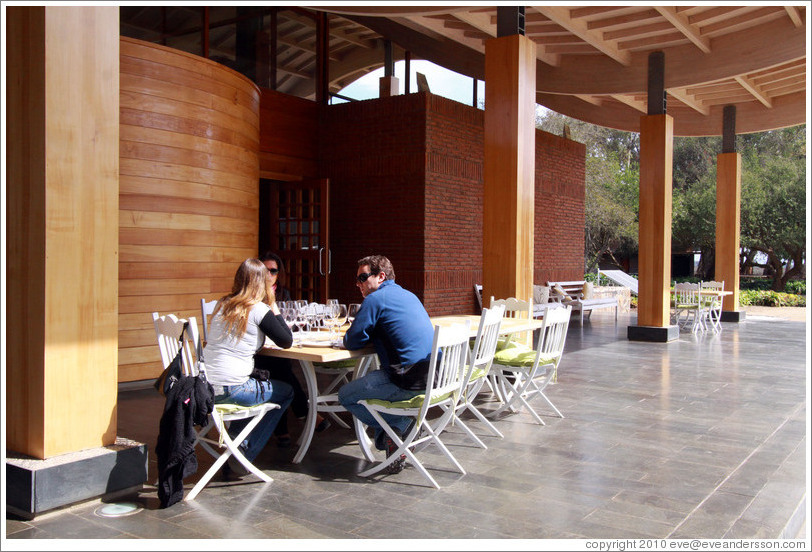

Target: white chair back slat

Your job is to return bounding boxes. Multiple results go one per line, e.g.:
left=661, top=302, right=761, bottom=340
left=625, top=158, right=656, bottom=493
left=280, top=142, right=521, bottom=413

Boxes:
left=200, top=298, right=218, bottom=343
left=490, top=296, right=532, bottom=346
left=152, top=312, right=200, bottom=378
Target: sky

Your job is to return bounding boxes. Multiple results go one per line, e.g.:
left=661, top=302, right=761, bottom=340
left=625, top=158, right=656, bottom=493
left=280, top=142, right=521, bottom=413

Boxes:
left=333, top=60, right=485, bottom=108
left=333, top=58, right=551, bottom=122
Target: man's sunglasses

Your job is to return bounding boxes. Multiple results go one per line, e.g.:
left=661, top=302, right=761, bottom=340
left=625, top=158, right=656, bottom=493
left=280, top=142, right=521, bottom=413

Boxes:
left=357, top=272, right=374, bottom=283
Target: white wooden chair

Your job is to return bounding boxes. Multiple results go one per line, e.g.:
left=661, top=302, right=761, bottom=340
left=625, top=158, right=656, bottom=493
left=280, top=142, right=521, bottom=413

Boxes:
left=672, top=282, right=706, bottom=332
left=152, top=312, right=279, bottom=501
left=489, top=305, right=572, bottom=425
left=358, top=322, right=471, bottom=489
left=439, top=305, right=505, bottom=448
left=489, top=296, right=533, bottom=348
left=700, top=280, right=725, bottom=332
left=199, top=298, right=218, bottom=344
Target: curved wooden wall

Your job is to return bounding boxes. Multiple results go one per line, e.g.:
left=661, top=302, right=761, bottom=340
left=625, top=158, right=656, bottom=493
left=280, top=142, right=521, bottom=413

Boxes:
left=119, top=37, right=260, bottom=382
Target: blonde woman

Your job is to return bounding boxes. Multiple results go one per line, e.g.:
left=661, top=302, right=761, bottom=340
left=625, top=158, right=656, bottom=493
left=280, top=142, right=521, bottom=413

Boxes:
left=203, top=258, right=294, bottom=477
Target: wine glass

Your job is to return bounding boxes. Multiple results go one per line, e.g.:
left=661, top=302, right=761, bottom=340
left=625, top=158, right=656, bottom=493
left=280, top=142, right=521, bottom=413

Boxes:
left=282, top=307, right=298, bottom=344
left=330, top=304, right=347, bottom=342
left=347, top=303, right=361, bottom=324
left=294, top=305, right=308, bottom=342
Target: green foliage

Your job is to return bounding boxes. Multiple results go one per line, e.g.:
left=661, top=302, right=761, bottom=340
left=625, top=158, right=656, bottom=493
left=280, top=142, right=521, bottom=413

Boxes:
left=785, top=280, right=806, bottom=295
left=537, top=111, right=639, bottom=273
left=739, top=290, right=806, bottom=307
left=537, top=112, right=805, bottom=291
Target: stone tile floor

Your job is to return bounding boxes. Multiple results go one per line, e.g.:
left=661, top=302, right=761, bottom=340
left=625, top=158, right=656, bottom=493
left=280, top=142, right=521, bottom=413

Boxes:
left=5, top=308, right=808, bottom=546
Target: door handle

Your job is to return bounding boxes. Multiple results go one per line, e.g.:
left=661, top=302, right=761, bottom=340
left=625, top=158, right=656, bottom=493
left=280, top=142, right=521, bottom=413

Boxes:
left=318, top=247, right=325, bottom=276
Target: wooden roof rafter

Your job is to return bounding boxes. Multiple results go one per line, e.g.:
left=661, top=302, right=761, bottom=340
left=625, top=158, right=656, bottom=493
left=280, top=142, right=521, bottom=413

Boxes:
left=654, top=6, right=711, bottom=53
left=532, top=5, right=632, bottom=66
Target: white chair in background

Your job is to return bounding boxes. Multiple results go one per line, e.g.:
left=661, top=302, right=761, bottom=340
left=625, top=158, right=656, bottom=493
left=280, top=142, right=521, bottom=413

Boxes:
left=700, top=280, right=725, bottom=332
left=672, top=282, right=706, bottom=332
left=489, top=305, right=572, bottom=425
left=152, top=311, right=279, bottom=501
left=199, top=298, right=218, bottom=343
left=489, top=296, right=533, bottom=348
left=358, top=322, right=471, bottom=489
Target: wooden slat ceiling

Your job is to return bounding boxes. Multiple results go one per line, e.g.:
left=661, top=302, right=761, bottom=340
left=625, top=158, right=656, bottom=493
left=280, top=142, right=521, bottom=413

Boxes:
left=119, top=5, right=807, bottom=136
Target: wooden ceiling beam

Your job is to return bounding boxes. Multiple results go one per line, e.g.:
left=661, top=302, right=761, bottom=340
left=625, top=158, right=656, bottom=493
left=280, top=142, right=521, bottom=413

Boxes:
left=602, top=21, right=673, bottom=42
left=699, top=7, right=786, bottom=37
left=667, top=87, right=710, bottom=115
left=654, top=6, right=711, bottom=53
left=785, top=6, right=804, bottom=27
left=574, top=94, right=603, bottom=106
left=618, top=31, right=688, bottom=51
left=610, top=94, right=647, bottom=113
left=532, top=6, right=631, bottom=65
left=585, top=9, right=660, bottom=31
left=734, top=75, right=772, bottom=108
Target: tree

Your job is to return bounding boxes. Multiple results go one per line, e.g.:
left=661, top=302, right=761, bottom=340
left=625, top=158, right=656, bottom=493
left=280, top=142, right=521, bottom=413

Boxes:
left=671, top=136, right=720, bottom=279
left=536, top=111, right=639, bottom=274
left=740, top=127, right=806, bottom=290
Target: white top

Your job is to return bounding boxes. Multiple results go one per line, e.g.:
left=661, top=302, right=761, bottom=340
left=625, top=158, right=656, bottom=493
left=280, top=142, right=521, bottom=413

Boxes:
left=203, top=302, right=271, bottom=386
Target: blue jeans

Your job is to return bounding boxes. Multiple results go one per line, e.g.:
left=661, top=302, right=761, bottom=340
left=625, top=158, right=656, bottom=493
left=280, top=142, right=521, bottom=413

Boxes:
left=214, top=378, right=293, bottom=461
left=338, top=369, right=420, bottom=446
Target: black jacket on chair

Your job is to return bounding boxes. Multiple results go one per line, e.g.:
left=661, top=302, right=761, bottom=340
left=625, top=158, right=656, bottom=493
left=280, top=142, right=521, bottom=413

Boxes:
left=155, top=374, right=214, bottom=508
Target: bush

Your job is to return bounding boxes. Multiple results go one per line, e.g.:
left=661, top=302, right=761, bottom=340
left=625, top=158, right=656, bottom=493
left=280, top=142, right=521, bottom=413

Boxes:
left=785, top=280, right=806, bottom=295
left=739, top=290, right=806, bottom=307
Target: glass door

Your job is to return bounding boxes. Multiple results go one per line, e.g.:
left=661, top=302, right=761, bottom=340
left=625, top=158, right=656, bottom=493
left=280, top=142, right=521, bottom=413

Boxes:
left=260, top=178, right=330, bottom=302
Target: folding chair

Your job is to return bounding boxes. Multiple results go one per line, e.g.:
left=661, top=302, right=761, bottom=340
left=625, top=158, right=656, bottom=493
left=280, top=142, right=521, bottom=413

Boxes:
left=700, top=280, right=725, bottom=332
left=487, top=296, right=533, bottom=396
left=358, top=322, right=471, bottom=489
left=489, top=305, right=572, bottom=425
left=152, top=312, right=280, bottom=501
left=440, top=304, right=505, bottom=448
left=199, top=298, right=218, bottom=343
left=672, top=282, right=707, bottom=332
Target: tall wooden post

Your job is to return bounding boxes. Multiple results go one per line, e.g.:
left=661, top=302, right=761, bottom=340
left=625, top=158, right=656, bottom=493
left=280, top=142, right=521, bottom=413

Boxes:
left=6, top=6, right=147, bottom=518
left=629, top=52, right=678, bottom=341
left=482, top=31, right=536, bottom=305
left=716, top=106, right=744, bottom=320
left=7, top=5, right=120, bottom=459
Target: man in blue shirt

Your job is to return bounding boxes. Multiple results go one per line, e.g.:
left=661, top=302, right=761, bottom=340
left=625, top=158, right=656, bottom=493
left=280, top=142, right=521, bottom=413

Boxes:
left=339, top=255, right=435, bottom=473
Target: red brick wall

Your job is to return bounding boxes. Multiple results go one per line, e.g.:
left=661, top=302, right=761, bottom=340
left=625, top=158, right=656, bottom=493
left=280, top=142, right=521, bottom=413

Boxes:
left=319, top=92, right=585, bottom=315
left=534, top=130, right=586, bottom=285
left=424, top=95, right=485, bottom=315
left=320, top=94, right=428, bottom=306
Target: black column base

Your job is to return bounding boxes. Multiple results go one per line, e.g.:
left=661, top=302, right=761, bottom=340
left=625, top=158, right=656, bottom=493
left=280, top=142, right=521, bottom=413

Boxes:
left=6, top=437, right=148, bottom=520
left=627, top=324, right=680, bottom=342
left=721, top=310, right=746, bottom=322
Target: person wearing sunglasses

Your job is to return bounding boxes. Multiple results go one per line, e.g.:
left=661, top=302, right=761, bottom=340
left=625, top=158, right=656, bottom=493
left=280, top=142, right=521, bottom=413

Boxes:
left=339, top=255, right=434, bottom=474
left=255, top=251, right=329, bottom=447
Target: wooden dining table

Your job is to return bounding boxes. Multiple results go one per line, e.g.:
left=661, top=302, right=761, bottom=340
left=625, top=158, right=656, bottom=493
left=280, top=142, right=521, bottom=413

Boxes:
left=258, top=313, right=546, bottom=463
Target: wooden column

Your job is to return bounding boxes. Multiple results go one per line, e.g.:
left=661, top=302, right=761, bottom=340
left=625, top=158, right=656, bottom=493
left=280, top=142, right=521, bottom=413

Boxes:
left=716, top=153, right=742, bottom=316
left=6, top=6, right=120, bottom=458
left=483, top=34, right=536, bottom=305
left=633, top=114, right=676, bottom=333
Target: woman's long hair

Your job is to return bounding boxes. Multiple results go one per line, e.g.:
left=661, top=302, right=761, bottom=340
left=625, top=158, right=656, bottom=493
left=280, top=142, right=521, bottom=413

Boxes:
left=215, top=258, right=275, bottom=339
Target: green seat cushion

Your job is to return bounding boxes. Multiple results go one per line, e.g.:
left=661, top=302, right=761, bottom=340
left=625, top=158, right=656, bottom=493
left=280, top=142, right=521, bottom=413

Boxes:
left=314, top=359, right=357, bottom=369
left=214, top=403, right=255, bottom=414
left=366, top=389, right=454, bottom=409
left=469, top=366, right=487, bottom=381
left=493, top=345, right=559, bottom=368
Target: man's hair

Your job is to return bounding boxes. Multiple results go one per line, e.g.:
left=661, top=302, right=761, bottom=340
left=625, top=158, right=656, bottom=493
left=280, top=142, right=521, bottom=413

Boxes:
left=358, top=255, right=395, bottom=281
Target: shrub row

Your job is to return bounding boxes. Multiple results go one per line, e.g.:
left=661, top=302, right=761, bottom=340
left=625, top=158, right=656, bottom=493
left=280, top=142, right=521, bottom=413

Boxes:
left=739, top=290, right=806, bottom=307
